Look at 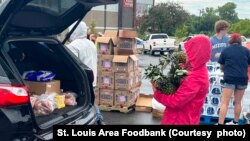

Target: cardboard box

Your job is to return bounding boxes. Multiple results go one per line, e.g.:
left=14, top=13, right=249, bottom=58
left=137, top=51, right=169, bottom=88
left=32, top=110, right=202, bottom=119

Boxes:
left=133, top=70, right=142, bottom=88
left=117, top=30, right=137, bottom=55
left=96, top=37, right=117, bottom=55
left=98, top=72, right=114, bottom=89
left=98, top=55, right=114, bottom=72
left=113, top=55, right=138, bottom=73
left=114, top=88, right=139, bottom=107
left=104, top=30, right=118, bottom=37
left=100, top=89, right=114, bottom=106
left=94, top=87, right=100, bottom=105
left=114, top=72, right=134, bottom=90
left=135, top=94, right=153, bottom=112
left=152, top=109, right=164, bottom=118
left=25, top=80, right=60, bottom=95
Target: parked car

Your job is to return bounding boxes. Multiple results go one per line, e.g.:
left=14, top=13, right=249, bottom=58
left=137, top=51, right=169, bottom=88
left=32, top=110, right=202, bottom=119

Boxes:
left=136, top=37, right=144, bottom=49
left=241, top=36, right=247, bottom=47
left=143, top=33, right=177, bottom=55
left=179, top=36, right=194, bottom=51
left=0, top=0, right=118, bottom=140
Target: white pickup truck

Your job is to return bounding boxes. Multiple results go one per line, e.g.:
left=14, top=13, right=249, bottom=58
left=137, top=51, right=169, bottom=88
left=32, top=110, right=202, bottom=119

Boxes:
left=143, top=33, right=177, bottom=55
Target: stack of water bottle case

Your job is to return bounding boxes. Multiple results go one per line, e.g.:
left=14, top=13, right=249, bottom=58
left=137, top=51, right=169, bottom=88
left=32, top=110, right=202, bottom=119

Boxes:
left=94, top=30, right=142, bottom=109
left=202, top=63, right=248, bottom=121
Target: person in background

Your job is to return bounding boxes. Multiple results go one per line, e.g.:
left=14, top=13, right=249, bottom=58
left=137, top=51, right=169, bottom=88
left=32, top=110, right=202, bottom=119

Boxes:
left=246, top=43, right=250, bottom=82
left=67, top=21, right=105, bottom=125
left=89, top=34, right=97, bottom=44
left=218, top=33, right=250, bottom=125
left=153, top=35, right=211, bottom=125
left=210, top=20, right=230, bottom=62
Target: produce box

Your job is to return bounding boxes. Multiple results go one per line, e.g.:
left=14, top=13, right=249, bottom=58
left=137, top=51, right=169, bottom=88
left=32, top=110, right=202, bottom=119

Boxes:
left=135, top=94, right=153, bottom=112
left=114, top=72, right=134, bottom=90
left=98, top=55, right=114, bottom=72
left=113, top=55, right=138, bottom=73
left=25, top=80, right=60, bottom=95
left=98, top=72, right=115, bottom=89
left=100, top=89, right=114, bottom=106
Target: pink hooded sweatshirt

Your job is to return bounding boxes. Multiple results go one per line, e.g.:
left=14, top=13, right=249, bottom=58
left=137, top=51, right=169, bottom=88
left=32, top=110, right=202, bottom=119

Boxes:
left=154, top=35, right=212, bottom=125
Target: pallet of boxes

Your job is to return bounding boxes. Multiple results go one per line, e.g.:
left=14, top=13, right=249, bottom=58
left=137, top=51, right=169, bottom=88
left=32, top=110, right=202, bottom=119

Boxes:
left=94, top=30, right=142, bottom=113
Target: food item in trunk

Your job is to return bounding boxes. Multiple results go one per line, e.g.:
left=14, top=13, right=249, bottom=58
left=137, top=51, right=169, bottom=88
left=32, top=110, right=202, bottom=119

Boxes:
left=30, top=95, right=38, bottom=108
left=33, top=93, right=56, bottom=116
left=22, top=70, right=56, bottom=82
left=55, top=94, right=66, bottom=109
left=64, top=92, right=77, bottom=106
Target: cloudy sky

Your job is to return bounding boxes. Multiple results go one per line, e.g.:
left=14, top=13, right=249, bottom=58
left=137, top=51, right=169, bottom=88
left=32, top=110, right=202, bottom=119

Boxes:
left=155, top=0, right=250, bottom=19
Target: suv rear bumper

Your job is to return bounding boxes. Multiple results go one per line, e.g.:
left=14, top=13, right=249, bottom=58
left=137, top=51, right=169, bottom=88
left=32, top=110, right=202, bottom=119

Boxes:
left=39, top=105, right=97, bottom=140
left=152, top=47, right=176, bottom=51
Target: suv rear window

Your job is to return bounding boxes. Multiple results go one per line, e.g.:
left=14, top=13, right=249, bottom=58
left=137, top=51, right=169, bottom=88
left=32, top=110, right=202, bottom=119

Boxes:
left=0, top=57, right=16, bottom=84
left=151, top=35, right=168, bottom=39
left=27, top=0, right=77, bottom=16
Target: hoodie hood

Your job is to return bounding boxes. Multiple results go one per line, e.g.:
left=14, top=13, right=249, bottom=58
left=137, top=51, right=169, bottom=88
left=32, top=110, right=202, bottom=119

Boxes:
left=69, top=21, right=88, bottom=41
left=184, top=35, right=211, bottom=70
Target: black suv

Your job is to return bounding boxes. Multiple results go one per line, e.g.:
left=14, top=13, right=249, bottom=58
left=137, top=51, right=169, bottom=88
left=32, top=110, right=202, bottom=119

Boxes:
left=0, top=0, right=117, bottom=140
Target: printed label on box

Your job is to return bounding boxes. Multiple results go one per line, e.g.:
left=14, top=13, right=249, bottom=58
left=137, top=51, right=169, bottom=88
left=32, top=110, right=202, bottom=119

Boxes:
left=100, top=44, right=108, bottom=51
left=104, top=61, right=111, bottom=68
left=120, top=40, right=132, bottom=49
left=103, top=78, right=110, bottom=84
left=119, top=96, right=127, bottom=102
left=116, top=79, right=127, bottom=84
left=101, top=94, right=112, bottom=100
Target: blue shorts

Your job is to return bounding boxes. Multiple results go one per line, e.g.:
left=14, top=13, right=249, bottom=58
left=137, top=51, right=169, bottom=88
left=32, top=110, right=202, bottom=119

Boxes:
left=222, top=83, right=247, bottom=90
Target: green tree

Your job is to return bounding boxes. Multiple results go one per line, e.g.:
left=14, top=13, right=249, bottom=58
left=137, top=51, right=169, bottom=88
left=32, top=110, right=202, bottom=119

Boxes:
left=199, top=8, right=220, bottom=35
left=142, top=2, right=189, bottom=35
left=230, top=20, right=250, bottom=37
left=89, top=21, right=97, bottom=35
left=175, top=25, right=188, bottom=39
left=218, top=2, right=239, bottom=23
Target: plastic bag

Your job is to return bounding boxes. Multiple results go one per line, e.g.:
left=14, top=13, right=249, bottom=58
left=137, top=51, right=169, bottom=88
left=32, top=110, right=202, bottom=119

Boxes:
left=152, top=98, right=165, bottom=112
left=30, top=95, right=38, bottom=108
left=63, top=92, right=77, bottom=106
left=33, top=93, right=56, bottom=116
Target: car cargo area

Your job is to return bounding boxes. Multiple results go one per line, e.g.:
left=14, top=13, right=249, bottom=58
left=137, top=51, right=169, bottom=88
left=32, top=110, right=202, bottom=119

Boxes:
left=2, top=39, right=86, bottom=127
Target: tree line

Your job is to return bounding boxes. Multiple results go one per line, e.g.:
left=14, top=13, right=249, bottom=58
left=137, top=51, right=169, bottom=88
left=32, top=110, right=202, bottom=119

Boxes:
left=136, top=2, right=250, bottom=39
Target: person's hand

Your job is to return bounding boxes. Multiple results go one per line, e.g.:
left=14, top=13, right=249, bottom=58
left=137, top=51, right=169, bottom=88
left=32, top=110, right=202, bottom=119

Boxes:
left=215, top=53, right=221, bottom=59
left=151, top=81, right=158, bottom=93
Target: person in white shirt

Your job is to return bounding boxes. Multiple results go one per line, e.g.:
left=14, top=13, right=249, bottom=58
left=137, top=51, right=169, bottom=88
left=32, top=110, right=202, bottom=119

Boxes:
left=67, top=21, right=104, bottom=125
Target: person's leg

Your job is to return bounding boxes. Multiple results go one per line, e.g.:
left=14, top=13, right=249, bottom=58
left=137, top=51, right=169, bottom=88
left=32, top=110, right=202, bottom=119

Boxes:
left=95, top=104, right=105, bottom=125
left=218, top=84, right=234, bottom=124
left=233, top=85, right=246, bottom=123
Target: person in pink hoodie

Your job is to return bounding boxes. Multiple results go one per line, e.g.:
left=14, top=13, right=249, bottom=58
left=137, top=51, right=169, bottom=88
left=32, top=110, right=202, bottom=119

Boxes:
left=154, top=35, right=212, bottom=125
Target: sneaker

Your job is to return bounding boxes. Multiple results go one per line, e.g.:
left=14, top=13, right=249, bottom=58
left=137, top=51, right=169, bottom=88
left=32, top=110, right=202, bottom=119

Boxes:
left=97, top=119, right=106, bottom=125
left=225, top=121, right=238, bottom=125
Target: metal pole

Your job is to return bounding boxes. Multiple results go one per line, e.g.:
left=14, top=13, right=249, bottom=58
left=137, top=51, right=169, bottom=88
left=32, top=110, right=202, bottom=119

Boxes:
left=104, top=4, right=107, bottom=30
left=118, top=0, right=123, bottom=29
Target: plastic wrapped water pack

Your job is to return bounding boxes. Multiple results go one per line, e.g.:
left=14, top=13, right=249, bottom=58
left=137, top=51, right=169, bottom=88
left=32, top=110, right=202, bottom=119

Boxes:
left=152, top=98, right=165, bottom=112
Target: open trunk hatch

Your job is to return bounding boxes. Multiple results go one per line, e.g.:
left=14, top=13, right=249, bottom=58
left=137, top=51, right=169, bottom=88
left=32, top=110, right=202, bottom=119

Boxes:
left=0, top=0, right=118, bottom=36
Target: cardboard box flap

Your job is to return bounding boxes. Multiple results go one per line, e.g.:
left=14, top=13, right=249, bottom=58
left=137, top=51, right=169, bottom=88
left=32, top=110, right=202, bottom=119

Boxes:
left=96, top=37, right=112, bottom=44
left=111, top=37, right=118, bottom=45
left=136, top=94, right=153, bottom=107
left=130, top=55, right=139, bottom=61
left=104, top=30, right=118, bottom=37
left=119, top=30, right=137, bottom=38
left=113, top=55, right=128, bottom=63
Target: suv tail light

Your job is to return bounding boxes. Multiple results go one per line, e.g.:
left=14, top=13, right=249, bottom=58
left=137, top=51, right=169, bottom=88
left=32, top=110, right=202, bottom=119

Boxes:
left=153, top=42, right=156, bottom=46
left=0, top=85, right=29, bottom=107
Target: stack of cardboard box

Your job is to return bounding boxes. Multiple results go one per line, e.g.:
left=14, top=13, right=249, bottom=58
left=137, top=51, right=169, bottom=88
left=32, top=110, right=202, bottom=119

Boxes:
left=95, top=30, right=141, bottom=108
